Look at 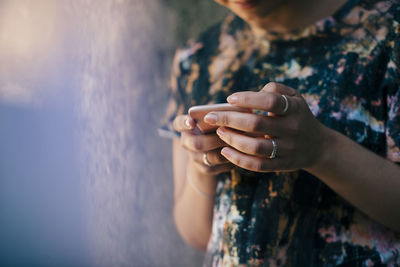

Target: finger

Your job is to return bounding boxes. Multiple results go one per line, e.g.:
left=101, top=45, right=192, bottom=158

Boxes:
left=192, top=161, right=234, bottom=175
left=220, top=146, right=290, bottom=172
left=191, top=148, right=229, bottom=166
left=173, top=115, right=195, bottom=132
left=261, top=82, right=299, bottom=97
left=204, top=111, right=281, bottom=136
left=227, top=91, right=291, bottom=115
left=181, top=132, right=226, bottom=152
left=216, top=127, right=274, bottom=157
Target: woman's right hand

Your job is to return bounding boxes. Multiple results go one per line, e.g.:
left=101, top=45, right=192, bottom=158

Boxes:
left=173, top=114, right=234, bottom=175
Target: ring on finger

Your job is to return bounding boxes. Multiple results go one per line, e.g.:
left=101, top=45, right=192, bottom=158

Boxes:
left=281, top=95, right=289, bottom=114
left=203, top=152, right=212, bottom=167
left=268, top=138, right=278, bottom=159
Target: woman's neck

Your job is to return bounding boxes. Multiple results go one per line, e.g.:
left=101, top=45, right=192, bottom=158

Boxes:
left=249, top=0, right=348, bottom=37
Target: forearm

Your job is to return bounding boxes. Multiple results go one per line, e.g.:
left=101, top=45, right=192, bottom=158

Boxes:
left=174, top=160, right=217, bottom=250
left=307, top=125, right=400, bottom=232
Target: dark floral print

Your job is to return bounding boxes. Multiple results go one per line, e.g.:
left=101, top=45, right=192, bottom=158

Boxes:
left=161, top=0, right=400, bottom=266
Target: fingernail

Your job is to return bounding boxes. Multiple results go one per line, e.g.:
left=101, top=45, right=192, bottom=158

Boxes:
left=221, top=147, right=232, bottom=158
left=227, top=95, right=238, bottom=104
left=204, top=113, right=217, bottom=124
left=185, top=118, right=193, bottom=129
left=216, top=127, right=225, bottom=137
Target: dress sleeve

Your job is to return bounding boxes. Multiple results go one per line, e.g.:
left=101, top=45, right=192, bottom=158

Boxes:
left=384, top=20, right=400, bottom=163
left=158, top=42, right=203, bottom=139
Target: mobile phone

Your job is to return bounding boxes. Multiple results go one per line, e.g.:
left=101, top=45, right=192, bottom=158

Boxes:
left=188, top=103, right=251, bottom=133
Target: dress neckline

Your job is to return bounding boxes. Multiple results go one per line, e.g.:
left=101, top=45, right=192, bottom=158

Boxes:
left=227, top=0, right=360, bottom=44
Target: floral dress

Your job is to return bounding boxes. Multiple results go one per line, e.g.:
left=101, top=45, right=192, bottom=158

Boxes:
left=160, top=0, right=400, bottom=266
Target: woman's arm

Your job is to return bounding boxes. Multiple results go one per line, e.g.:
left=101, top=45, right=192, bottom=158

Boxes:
left=305, top=125, right=400, bottom=232
left=172, top=139, right=216, bottom=250
left=171, top=115, right=233, bottom=249
left=203, top=82, right=400, bottom=233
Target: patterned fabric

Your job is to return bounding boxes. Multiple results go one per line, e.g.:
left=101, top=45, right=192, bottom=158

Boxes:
left=160, top=0, right=400, bottom=266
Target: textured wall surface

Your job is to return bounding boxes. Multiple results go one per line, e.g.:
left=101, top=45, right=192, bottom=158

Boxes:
left=0, top=0, right=228, bottom=266
left=78, top=1, right=228, bottom=266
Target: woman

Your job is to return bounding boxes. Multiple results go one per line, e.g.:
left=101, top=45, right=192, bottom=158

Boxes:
left=160, top=0, right=400, bottom=265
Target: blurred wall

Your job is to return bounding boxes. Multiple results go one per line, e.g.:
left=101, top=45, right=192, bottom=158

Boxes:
left=165, top=0, right=229, bottom=46
left=0, top=0, right=227, bottom=266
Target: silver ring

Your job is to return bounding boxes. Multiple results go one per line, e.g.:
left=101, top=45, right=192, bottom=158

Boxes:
left=203, top=152, right=212, bottom=167
left=281, top=95, right=289, bottom=114
left=268, top=138, right=277, bottom=159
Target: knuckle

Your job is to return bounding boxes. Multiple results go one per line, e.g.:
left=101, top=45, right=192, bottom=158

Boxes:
left=221, top=114, right=230, bottom=125
left=266, top=82, right=279, bottom=93
left=243, top=94, right=252, bottom=104
left=192, top=137, right=203, bottom=151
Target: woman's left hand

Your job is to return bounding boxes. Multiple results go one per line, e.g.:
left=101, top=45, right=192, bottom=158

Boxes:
left=203, top=82, right=329, bottom=173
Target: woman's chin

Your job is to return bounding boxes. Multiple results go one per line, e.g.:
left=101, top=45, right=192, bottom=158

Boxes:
left=232, top=0, right=261, bottom=10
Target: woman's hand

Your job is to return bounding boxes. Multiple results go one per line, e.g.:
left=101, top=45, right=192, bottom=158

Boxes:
left=203, top=82, right=328, bottom=173
left=172, top=114, right=234, bottom=175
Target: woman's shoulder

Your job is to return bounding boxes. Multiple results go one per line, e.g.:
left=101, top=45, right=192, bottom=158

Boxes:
left=338, top=0, right=399, bottom=33
left=329, top=0, right=399, bottom=59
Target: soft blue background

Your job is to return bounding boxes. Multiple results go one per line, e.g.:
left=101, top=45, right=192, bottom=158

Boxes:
left=0, top=0, right=226, bottom=266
